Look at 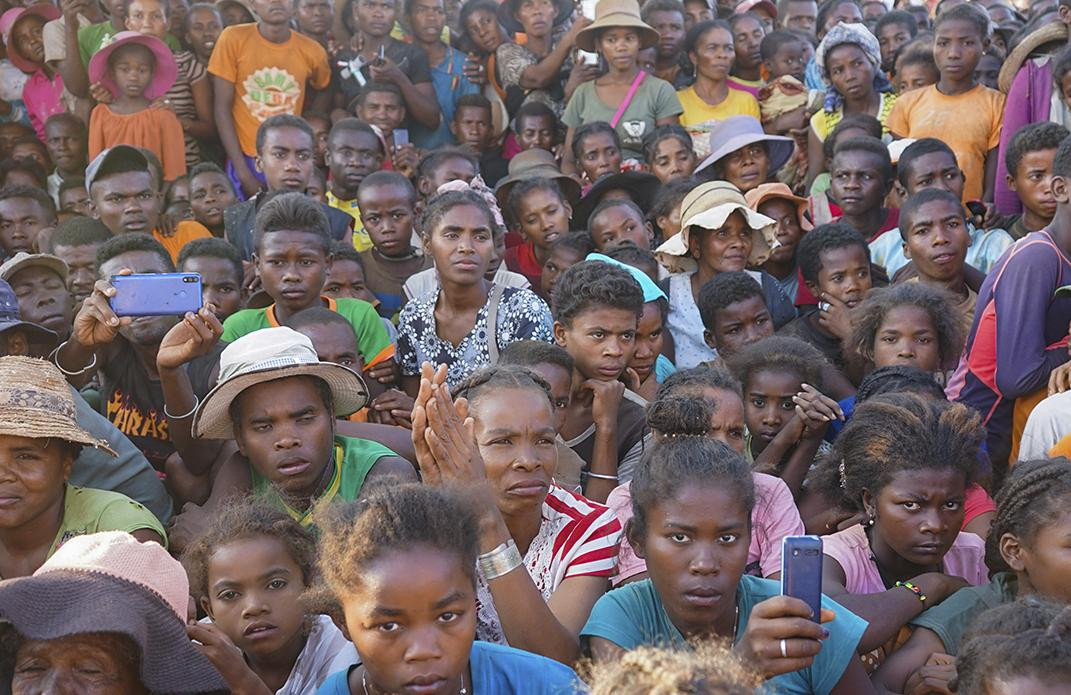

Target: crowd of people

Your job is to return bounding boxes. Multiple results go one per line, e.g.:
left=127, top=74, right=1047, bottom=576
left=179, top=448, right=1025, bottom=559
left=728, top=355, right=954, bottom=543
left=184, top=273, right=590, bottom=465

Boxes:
left=2, top=0, right=1071, bottom=690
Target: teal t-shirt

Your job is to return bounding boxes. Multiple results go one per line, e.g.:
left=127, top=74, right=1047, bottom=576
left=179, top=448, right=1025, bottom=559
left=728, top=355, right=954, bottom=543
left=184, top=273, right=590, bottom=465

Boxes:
left=909, top=572, right=1017, bottom=655
left=582, top=575, right=867, bottom=695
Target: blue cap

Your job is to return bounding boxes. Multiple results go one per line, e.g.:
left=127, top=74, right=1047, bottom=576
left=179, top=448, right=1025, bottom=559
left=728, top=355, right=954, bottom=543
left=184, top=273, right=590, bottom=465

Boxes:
left=585, top=252, right=667, bottom=303
left=0, top=278, right=59, bottom=354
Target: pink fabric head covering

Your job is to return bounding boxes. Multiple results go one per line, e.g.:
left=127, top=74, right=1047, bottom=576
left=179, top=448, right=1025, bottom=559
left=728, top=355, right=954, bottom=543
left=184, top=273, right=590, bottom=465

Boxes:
left=437, top=175, right=507, bottom=230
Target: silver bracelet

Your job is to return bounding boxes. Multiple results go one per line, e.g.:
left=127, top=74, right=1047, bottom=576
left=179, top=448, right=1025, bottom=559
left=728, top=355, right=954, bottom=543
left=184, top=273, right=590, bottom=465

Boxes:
left=585, top=471, right=619, bottom=481
left=164, top=397, right=200, bottom=420
left=478, top=539, right=523, bottom=581
left=50, top=341, right=97, bottom=376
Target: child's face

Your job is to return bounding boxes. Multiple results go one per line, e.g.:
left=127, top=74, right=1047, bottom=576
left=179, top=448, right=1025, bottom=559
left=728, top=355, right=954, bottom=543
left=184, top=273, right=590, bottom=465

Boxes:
left=43, top=120, right=86, bottom=174
left=190, top=171, right=237, bottom=229
left=471, top=388, right=556, bottom=514
left=11, top=16, right=45, bottom=67
left=866, top=468, right=966, bottom=568
left=0, top=198, right=53, bottom=256
left=514, top=187, right=569, bottom=250
left=526, top=362, right=572, bottom=433
left=589, top=203, right=651, bottom=251
left=717, top=143, right=769, bottom=193
left=822, top=0, right=862, bottom=33
left=731, top=14, right=765, bottom=71
left=421, top=156, right=477, bottom=197
left=759, top=197, right=804, bottom=266
left=297, top=321, right=363, bottom=371
left=647, top=9, right=685, bottom=59
left=58, top=186, right=93, bottom=218
left=628, top=302, right=664, bottom=384
left=1009, top=506, right=1071, bottom=603
left=359, top=183, right=415, bottom=257
left=902, top=151, right=965, bottom=198
left=637, top=46, right=656, bottom=72
left=683, top=0, right=713, bottom=31
left=934, top=17, right=986, bottom=82
left=903, top=197, right=969, bottom=285
left=181, top=255, right=243, bottom=320
left=553, top=306, right=638, bottom=381
left=577, top=132, right=622, bottom=183
left=340, top=547, right=476, bottom=695
left=329, top=130, right=383, bottom=196
left=896, top=61, right=939, bottom=94
left=689, top=211, right=753, bottom=274
left=516, top=114, right=555, bottom=152
left=251, top=0, right=294, bottom=25
left=649, top=137, right=697, bottom=184
left=871, top=304, right=941, bottom=371
left=255, top=126, right=315, bottom=193
left=825, top=43, right=876, bottom=103
left=109, top=45, right=155, bottom=99
left=51, top=241, right=98, bottom=306
left=357, top=91, right=405, bottom=135
left=656, top=201, right=682, bottom=241
left=451, top=105, right=492, bottom=152
left=830, top=149, right=888, bottom=216
left=745, top=367, right=801, bottom=447
left=233, top=376, right=335, bottom=497
left=254, top=230, right=330, bottom=314
left=808, top=245, right=871, bottom=308
left=540, top=245, right=583, bottom=299
left=201, top=536, right=308, bottom=661
left=766, top=40, right=806, bottom=82
left=125, top=0, right=169, bottom=38
left=705, top=295, right=773, bottom=359
left=632, top=481, right=750, bottom=639
left=423, top=203, right=494, bottom=286
left=185, top=5, right=222, bottom=59
left=324, top=258, right=377, bottom=304
left=1008, top=147, right=1058, bottom=224
left=306, top=117, right=330, bottom=170
left=878, top=21, right=913, bottom=71
left=975, top=52, right=1000, bottom=90
left=168, top=177, right=190, bottom=205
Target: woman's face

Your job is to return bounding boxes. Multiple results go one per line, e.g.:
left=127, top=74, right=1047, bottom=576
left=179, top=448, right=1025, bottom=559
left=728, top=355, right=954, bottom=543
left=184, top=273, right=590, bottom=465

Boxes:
left=716, top=142, right=770, bottom=192
left=514, top=0, right=555, bottom=38
left=871, top=305, right=941, bottom=372
left=650, top=137, right=697, bottom=183
left=689, top=25, right=734, bottom=82
left=759, top=197, right=804, bottom=265
left=471, top=388, right=557, bottom=517
left=0, top=435, right=72, bottom=531
left=826, top=43, right=875, bottom=102
left=12, top=15, right=45, bottom=67
left=423, top=203, right=495, bottom=287
left=13, top=633, right=148, bottom=695
left=732, top=15, right=765, bottom=70
left=701, top=386, right=746, bottom=454
left=822, top=0, right=862, bottom=34
left=690, top=210, right=754, bottom=273
left=125, top=0, right=170, bottom=38
left=628, top=302, right=665, bottom=384
left=464, top=7, right=503, bottom=53
left=597, top=27, right=641, bottom=71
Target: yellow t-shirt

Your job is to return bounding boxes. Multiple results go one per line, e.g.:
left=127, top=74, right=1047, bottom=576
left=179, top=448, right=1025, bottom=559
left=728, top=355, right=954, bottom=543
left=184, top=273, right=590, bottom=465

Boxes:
left=677, top=85, right=761, bottom=127
left=886, top=84, right=1005, bottom=202
left=207, top=24, right=331, bottom=157
left=809, top=91, right=898, bottom=142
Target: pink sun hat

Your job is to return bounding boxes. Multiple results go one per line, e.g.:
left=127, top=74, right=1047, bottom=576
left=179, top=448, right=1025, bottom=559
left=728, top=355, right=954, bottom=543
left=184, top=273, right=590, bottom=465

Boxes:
left=87, top=31, right=178, bottom=100
left=0, top=4, right=61, bottom=74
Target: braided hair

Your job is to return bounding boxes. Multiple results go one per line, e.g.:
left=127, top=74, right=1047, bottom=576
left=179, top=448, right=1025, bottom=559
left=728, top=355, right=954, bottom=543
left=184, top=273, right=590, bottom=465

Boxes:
left=646, top=396, right=714, bottom=439
left=985, top=458, right=1071, bottom=574
left=656, top=365, right=742, bottom=400
left=453, top=365, right=555, bottom=416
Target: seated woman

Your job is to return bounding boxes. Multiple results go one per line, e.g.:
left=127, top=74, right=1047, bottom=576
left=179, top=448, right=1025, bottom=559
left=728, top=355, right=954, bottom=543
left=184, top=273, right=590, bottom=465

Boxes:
left=398, top=190, right=553, bottom=394
left=655, top=180, right=795, bottom=368
left=0, top=531, right=227, bottom=694
left=812, top=393, right=989, bottom=667
left=693, top=115, right=795, bottom=193
left=410, top=362, right=621, bottom=664
left=580, top=419, right=873, bottom=693
left=0, top=356, right=165, bottom=579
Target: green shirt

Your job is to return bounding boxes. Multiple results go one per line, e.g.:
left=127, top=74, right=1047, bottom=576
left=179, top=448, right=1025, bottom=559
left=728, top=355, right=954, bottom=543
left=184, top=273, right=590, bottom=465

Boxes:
left=78, top=22, right=182, bottom=68
left=51, top=484, right=167, bottom=557
left=221, top=296, right=395, bottom=369
left=250, top=435, right=398, bottom=527
left=910, top=572, right=1017, bottom=655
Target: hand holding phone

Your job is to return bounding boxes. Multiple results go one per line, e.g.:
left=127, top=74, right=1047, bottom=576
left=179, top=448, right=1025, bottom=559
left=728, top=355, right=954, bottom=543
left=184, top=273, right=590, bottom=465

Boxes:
left=394, top=128, right=409, bottom=148
left=781, top=535, right=823, bottom=622
left=109, top=273, right=203, bottom=317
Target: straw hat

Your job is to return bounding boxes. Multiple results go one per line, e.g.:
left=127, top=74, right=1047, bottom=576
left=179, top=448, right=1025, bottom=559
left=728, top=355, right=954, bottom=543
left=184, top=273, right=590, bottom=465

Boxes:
left=0, top=356, right=115, bottom=455
left=655, top=181, right=777, bottom=265
left=0, top=531, right=228, bottom=693
left=192, top=327, right=369, bottom=439
left=494, top=149, right=582, bottom=210
left=575, top=0, right=660, bottom=52
left=87, top=31, right=178, bottom=101
left=998, top=22, right=1067, bottom=93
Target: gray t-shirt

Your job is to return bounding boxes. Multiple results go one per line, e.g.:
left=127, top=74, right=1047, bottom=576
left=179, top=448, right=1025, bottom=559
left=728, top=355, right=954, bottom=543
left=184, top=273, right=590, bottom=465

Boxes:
left=562, top=75, right=683, bottom=159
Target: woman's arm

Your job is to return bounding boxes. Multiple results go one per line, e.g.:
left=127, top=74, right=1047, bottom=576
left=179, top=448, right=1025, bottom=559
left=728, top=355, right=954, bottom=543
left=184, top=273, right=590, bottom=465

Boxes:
left=184, top=73, right=217, bottom=140
left=805, top=124, right=825, bottom=192
left=587, top=635, right=626, bottom=662
left=872, top=626, right=949, bottom=694
left=562, top=124, right=579, bottom=175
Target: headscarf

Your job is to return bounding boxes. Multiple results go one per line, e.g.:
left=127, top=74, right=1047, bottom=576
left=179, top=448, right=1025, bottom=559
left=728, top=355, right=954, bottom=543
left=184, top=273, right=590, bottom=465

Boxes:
left=437, top=175, right=507, bottom=231
left=814, top=22, right=894, bottom=113
left=757, top=75, right=810, bottom=124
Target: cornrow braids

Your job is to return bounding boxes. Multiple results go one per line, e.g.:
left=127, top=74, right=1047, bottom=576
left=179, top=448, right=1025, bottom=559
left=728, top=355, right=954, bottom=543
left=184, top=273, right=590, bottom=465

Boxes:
left=726, top=335, right=825, bottom=393
left=848, top=283, right=965, bottom=370
left=855, top=365, right=945, bottom=403
left=453, top=365, right=556, bottom=416
left=646, top=396, right=714, bottom=439
left=985, top=458, right=1071, bottom=574
left=655, top=365, right=742, bottom=400
left=813, top=393, right=982, bottom=512
left=318, top=483, right=481, bottom=594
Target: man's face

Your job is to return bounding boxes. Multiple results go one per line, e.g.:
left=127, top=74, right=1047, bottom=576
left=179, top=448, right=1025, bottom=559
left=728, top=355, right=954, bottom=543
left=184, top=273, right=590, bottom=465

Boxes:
left=902, top=151, right=965, bottom=199
left=255, top=126, right=315, bottom=193
left=830, top=150, right=889, bottom=217
left=878, top=20, right=913, bottom=71
left=185, top=5, right=222, bottom=59
left=8, top=266, right=72, bottom=340
left=354, top=0, right=396, bottom=37
left=409, top=0, right=446, bottom=43
left=251, top=0, right=293, bottom=25
left=44, top=120, right=86, bottom=176
left=683, top=0, right=713, bottom=31
left=90, top=171, right=161, bottom=236
left=51, top=242, right=98, bottom=308
left=451, top=105, right=492, bottom=152
left=11, top=143, right=48, bottom=171
left=516, top=114, right=555, bottom=151
left=0, top=197, right=53, bottom=255
left=553, top=307, right=638, bottom=382
left=902, top=198, right=969, bottom=284
left=1009, top=148, right=1059, bottom=225
left=181, top=255, right=243, bottom=321
left=58, top=186, right=93, bottom=219
left=254, top=230, right=331, bottom=314
left=296, top=0, right=333, bottom=35
left=357, top=91, right=405, bottom=135
left=98, top=250, right=178, bottom=345
left=328, top=130, right=383, bottom=197
left=647, top=9, right=685, bottom=60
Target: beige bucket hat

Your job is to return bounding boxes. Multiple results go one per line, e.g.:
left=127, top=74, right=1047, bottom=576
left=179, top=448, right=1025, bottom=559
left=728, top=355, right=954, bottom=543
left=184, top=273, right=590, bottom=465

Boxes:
left=575, top=0, right=660, bottom=52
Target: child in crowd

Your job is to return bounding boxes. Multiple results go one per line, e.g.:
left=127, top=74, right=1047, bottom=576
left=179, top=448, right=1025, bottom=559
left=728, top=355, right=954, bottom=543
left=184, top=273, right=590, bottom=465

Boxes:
left=646, top=176, right=694, bottom=245
left=697, top=271, right=775, bottom=362
left=323, top=242, right=379, bottom=307
left=504, top=177, right=574, bottom=291
left=749, top=182, right=812, bottom=304
left=184, top=2, right=221, bottom=64
left=414, top=147, right=478, bottom=200
left=887, top=3, right=1005, bottom=203
left=325, top=119, right=384, bottom=252
left=829, top=136, right=897, bottom=242
left=588, top=643, right=761, bottom=694
left=49, top=216, right=110, bottom=308
left=572, top=122, right=623, bottom=186
left=451, top=94, right=507, bottom=186
left=514, top=101, right=559, bottom=153
left=874, top=9, right=917, bottom=73
left=761, top=30, right=808, bottom=82
left=305, top=167, right=327, bottom=203
left=587, top=199, right=654, bottom=253
left=3, top=4, right=64, bottom=140
left=188, top=162, right=237, bottom=237
left=1004, top=121, right=1068, bottom=239
left=87, top=32, right=186, bottom=182
left=183, top=502, right=357, bottom=693
left=356, top=170, right=431, bottom=318
left=642, top=125, right=697, bottom=184
left=43, top=113, right=88, bottom=200
left=284, top=308, right=367, bottom=393
left=541, top=231, right=593, bottom=303
left=974, top=45, right=1003, bottom=91
left=316, top=483, right=584, bottom=693
left=892, top=39, right=939, bottom=95
left=354, top=82, right=413, bottom=173
left=304, top=111, right=331, bottom=171
left=176, top=236, right=245, bottom=321
left=57, top=177, right=92, bottom=221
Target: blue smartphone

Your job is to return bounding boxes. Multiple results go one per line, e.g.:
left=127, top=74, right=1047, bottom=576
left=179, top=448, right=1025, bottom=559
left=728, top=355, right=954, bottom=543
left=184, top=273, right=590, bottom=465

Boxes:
left=394, top=128, right=409, bottom=147
left=781, top=535, right=823, bottom=622
left=109, top=273, right=203, bottom=317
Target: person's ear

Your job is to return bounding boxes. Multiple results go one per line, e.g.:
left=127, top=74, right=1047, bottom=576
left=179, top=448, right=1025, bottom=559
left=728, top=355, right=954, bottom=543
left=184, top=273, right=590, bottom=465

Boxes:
left=644, top=220, right=655, bottom=247
left=625, top=518, right=647, bottom=560
left=901, top=239, right=912, bottom=260
left=1054, top=174, right=1071, bottom=206
left=449, top=118, right=461, bottom=140
left=1060, top=2, right=1071, bottom=25
left=1006, top=171, right=1017, bottom=192
left=688, top=231, right=701, bottom=260
left=254, top=156, right=264, bottom=174
left=200, top=595, right=215, bottom=620
left=60, top=447, right=75, bottom=483
left=563, top=201, right=573, bottom=222
left=417, top=176, right=432, bottom=198
left=1000, top=532, right=1027, bottom=572
left=552, top=320, right=568, bottom=347
left=703, top=328, right=717, bottom=349
left=861, top=488, right=876, bottom=521
left=803, top=278, right=819, bottom=297
left=420, top=231, right=432, bottom=257
left=4, top=330, right=28, bottom=357
left=324, top=250, right=334, bottom=275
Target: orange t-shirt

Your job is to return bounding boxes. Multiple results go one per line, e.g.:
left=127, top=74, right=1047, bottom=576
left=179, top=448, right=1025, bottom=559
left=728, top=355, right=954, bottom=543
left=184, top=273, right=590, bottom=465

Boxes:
left=207, top=24, right=331, bottom=156
left=88, top=104, right=187, bottom=182
left=153, top=220, right=212, bottom=263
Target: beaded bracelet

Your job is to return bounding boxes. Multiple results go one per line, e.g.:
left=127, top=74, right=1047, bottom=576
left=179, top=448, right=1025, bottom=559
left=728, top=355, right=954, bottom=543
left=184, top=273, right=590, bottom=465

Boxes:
left=895, top=581, right=927, bottom=605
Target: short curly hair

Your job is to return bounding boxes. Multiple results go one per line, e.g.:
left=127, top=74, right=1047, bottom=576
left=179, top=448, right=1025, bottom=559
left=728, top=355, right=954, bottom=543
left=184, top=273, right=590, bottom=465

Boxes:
left=1005, top=122, right=1070, bottom=179
left=797, top=222, right=869, bottom=284
left=696, top=271, right=765, bottom=332
left=847, top=283, right=964, bottom=369
left=551, top=260, right=644, bottom=326
left=726, top=335, right=825, bottom=393
left=96, top=233, right=175, bottom=274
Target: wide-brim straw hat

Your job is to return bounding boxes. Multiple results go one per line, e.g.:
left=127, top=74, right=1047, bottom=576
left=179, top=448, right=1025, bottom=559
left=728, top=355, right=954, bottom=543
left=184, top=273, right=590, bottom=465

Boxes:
left=0, top=4, right=61, bottom=73
left=497, top=0, right=573, bottom=36
left=0, top=531, right=228, bottom=694
left=193, top=327, right=369, bottom=439
left=695, top=115, right=795, bottom=177
left=88, top=31, right=178, bottom=101
left=744, top=182, right=813, bottom=232
left=0, top=356, right=115, bottom=455
left=998, top=22, right=1067, bottom=93
left=575, top=0, right=660, bottom=52
left=655, top=181, right=777, bottom=266
left=495, top=149, right=582, bottom=210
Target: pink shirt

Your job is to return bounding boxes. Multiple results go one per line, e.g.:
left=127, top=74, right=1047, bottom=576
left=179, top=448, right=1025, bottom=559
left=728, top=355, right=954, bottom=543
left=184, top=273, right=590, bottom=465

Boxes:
left=607, top=472, right=804, bottom=585
left=822, top=523, right=988, bottom=595
left=22, top=70, right=65, bottom=140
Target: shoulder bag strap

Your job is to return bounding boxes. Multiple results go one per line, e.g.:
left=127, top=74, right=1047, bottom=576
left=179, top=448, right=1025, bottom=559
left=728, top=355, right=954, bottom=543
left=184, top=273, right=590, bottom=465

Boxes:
left=610, top=70, right=647, bottom=128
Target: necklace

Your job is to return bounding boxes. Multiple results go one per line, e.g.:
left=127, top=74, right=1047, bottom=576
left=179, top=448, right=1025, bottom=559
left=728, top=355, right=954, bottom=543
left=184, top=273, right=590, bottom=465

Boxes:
left=362, top=671, right=467, bottom=695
